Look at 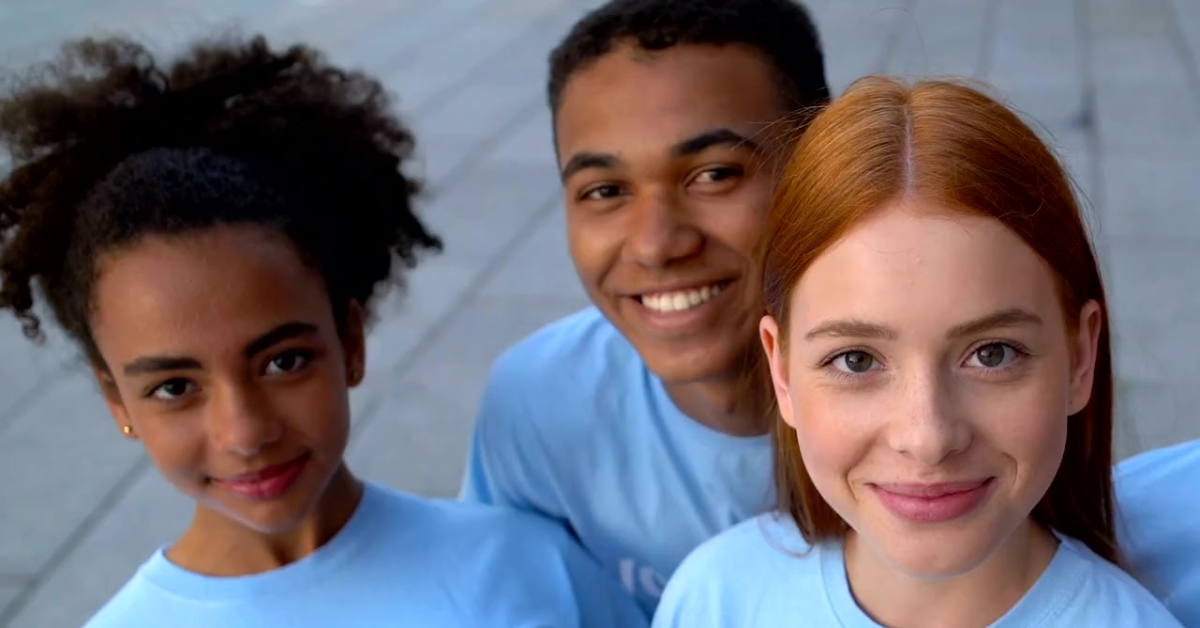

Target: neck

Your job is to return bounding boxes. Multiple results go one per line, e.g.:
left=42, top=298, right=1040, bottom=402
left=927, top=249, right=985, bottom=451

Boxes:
left=168, top=463, right=364, bottom=576
left=662, top=350, right=771, bottom=437
left=844, top=521, right=1059, bottom=628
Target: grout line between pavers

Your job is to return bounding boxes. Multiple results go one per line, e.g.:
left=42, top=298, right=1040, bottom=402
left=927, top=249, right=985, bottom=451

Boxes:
left=339, top=91, right=552, bottom=430
left=0, top=359, right=84, bottom=437
left=407, top=2, right=580, bottom=121
left=0, top=456, right=152, bottom=628
left=975, top=0, right=1001, bottom=80
left=426, top=95, right=547, bottom=195
left=330, top=0, right=501, bottom=84
left=348, top=189, right=564, bottom=443
left=873, top=0, right=918, bottom=75
left=1162, top=0, right=1200, bottom=110
left=1073, top=0, right=1104, bottom=232
left=391, top=186, right=563, bottom=377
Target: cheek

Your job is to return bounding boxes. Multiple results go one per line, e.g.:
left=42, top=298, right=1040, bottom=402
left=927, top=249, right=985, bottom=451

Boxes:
left=135, top=416, right=210, bottom=483
left=700, top=184, right=768, bottom=256
left=970, top=374, right=1071, bottom=479
left=789, top=375, right=877, bottom=489
left=566, top=217, right=615, bottom=283
left=285, top=368, right=353, bottom=446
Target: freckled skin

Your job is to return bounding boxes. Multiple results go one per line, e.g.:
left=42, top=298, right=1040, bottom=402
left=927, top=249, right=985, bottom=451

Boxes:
left=761, top=201, right=1102, bottom=626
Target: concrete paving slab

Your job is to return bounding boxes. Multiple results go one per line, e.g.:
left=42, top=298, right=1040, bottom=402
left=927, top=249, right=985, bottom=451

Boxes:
left=0, top=372, right=139, bottom=578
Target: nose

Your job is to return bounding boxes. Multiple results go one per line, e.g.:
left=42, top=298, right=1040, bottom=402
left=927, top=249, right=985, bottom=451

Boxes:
left=206, top=383, right=283, bottom=457
left=622, top=187, right=702, bottom=268
left=885, top=368, right=972, bottom=466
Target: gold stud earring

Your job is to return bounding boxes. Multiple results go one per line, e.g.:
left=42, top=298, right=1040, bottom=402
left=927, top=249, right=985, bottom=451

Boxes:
left=121, top=425, right=134, bottom=436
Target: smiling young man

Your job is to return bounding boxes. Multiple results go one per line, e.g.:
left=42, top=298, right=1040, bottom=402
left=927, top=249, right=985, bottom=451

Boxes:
left=458, top=0, right=829, bottom=616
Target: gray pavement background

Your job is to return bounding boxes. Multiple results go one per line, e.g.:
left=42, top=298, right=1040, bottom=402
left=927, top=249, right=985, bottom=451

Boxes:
left=0, top=0, right=1196, bottom=625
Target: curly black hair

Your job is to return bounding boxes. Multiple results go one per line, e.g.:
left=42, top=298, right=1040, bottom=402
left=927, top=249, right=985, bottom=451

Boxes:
left=547, top=0, right=830, bottom=115
left=0, top=35, right=441, bottom=367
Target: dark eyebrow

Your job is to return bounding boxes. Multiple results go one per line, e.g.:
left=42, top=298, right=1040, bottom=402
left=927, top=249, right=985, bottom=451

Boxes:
left=121, top=321, right=320, bottom=376
left=558, top=128, right=759, bottom=183
left=672, top=128, right=759, bottom=158
left=946, top=308, right=1042, bottom=339
left=560, top=152, right=618, bottom=182
left=122, top=356, right=202, bottom=376
left=243, top=321, right=320, bottom=358
left=803, top=309, right=1043, bottom=343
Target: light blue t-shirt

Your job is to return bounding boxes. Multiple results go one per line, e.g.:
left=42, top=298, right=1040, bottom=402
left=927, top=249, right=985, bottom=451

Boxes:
left=1116, top=439, right=1200, bottom=626
left=84, top=481, right=647, bottom=628
left=459, top=308, right=774, bottom=616
left=653, top=513, right=1184, bottom=628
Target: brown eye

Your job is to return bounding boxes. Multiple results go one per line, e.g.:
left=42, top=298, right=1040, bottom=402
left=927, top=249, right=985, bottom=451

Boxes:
left=580, top=184, right=622, bottom=201
left=149, top=378, right=194, bottom=400
left=692, top=167, right=742, bottom=184
left=265, top=349, right=313, bottom=375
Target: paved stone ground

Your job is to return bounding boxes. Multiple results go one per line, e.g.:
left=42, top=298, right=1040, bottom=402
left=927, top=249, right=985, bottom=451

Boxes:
left=0, top=0, right=1196, bottom=625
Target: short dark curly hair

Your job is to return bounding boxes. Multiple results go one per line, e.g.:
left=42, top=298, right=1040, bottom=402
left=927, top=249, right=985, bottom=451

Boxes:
left=547, top=0, right=829, bottom=115
left=0, top=35, right=441, bottom=367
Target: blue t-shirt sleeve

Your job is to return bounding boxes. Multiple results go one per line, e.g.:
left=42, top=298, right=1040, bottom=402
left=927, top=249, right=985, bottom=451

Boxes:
left=650, top=539, right=727, bottom=628
left=1114, top=440, right=1200, bottom=626
left=556, top=527, right=651, bottom=628
left=457, top=396, right=505, bottom=505
left=478, top=512, right=646, bottom=628
left=83, top=579, right=154, bottom=628
left=457, top=350, right=536, bottom=508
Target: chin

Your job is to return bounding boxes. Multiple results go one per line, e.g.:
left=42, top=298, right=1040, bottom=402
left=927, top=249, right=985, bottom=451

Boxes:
left=648, top=356, right=734, bottom=384
left=231, top=502, right=314, bottom=535
left=197, top=483, right=322, bottom=536
left=866, top=527, right=1003, bottom=580
left=643, top=342, right=745, bottom=384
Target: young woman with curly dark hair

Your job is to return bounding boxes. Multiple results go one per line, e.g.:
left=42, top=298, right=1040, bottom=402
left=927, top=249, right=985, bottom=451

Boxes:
left=0, top=35, right=644, bottom=628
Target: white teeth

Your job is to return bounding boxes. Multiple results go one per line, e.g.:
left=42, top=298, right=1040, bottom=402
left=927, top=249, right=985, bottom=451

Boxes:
left=642, top=283, right=725, bottom=313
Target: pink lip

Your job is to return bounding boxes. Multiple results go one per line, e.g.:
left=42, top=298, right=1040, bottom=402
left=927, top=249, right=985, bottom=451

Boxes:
left=870, top=478, right=995, bottom=524
left=214, top=453, right=309, bottom=500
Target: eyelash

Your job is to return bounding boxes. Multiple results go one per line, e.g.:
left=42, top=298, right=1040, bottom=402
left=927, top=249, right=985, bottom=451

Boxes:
left=263, top=349, right=315, bottom=376
left=579, top=183, right=621, bottom=202
left=693, top=165, right=744, bottom=184
left=141, top=348, right=316, bottom=401
left=819, top=341, right=1032, bottom=382
left=143, top=378, right=193, bottom=401
left=576, top=166, right=745, bottom=202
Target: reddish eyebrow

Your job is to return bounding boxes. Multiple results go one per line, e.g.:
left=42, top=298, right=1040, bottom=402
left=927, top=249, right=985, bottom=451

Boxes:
left=803, top=308, right=1043, bottom=342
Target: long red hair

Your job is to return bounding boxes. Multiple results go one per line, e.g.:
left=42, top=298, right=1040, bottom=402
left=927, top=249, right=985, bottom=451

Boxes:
left=760, top=77, right=1118, bottom=565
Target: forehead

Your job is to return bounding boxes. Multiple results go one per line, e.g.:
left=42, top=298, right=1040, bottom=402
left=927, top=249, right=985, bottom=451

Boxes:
left=791, top=202, right=1061, bottom=328
left=90, top=227, right=330, bottom=357
left=554, top=43, right=786, bottom=163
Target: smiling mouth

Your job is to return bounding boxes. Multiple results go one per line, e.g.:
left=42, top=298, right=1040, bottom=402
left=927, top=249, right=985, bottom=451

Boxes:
left=213, top=453, right=310, bottom=500
left=636, top=280, right=733, bottom=313
left=869, top=478, right=996, bottom=524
